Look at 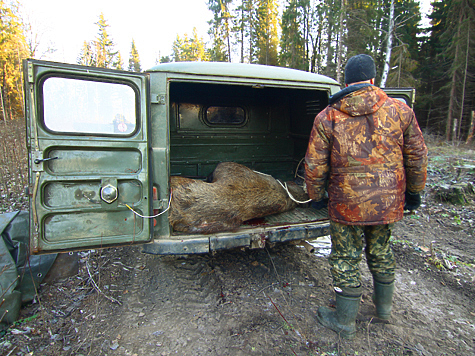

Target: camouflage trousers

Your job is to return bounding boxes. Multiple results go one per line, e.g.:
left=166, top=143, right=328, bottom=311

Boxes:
left=329, top=220, right=396, bottom=289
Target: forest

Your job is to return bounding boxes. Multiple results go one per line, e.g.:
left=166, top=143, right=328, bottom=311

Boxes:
left=1, top=0, right=474, bottom=142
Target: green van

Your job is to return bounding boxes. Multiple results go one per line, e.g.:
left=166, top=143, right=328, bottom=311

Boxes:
left=23, top=60, right=414, bottom=255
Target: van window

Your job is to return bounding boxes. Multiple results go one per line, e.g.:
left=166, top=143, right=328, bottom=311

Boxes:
left=205, top=106, right=245, bottom=125
left=42, top=77, right=137, bottom=135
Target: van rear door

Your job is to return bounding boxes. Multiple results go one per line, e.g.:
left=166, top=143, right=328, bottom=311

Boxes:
left=383, top=88, right=415, bottom=108
left=24, top=59, right=156, bottom=253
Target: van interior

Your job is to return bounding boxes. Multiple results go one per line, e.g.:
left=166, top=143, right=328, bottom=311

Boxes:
left=166, top=81, right=330, bottom=233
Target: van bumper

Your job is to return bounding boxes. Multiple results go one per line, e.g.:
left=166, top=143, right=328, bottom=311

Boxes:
left=142, top=221, right=330, bottom=255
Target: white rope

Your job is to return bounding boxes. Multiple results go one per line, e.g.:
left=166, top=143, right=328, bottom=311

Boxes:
left=125, top=191, right=172, bottom=218
left=253, top=169, right=312, bottom=204
left=295, top=157, right=306, bottom=179
left=276, top=180, right=312, bottom=204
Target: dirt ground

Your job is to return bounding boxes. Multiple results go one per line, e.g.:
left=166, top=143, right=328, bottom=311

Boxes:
left=1, top=144, right=474, bottom=356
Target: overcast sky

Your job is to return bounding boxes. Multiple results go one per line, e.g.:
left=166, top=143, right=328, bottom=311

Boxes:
left=19, top=0, right=434, bottom=70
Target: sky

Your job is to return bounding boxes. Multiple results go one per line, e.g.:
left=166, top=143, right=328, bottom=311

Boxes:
left=19, top=0, right=434, bottom=71
left=20, top=0, right=213, bottom=69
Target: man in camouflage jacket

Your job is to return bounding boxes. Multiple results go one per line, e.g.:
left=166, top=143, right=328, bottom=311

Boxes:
left=305, top=54, right=428, bottom=339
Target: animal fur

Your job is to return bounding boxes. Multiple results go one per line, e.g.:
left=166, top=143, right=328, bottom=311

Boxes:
left=169, top=162, right=308, bottom=234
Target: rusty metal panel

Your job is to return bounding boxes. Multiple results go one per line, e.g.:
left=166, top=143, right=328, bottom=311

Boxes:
left=142, top=238, right=209, bottom=255
left=210, top=234, right=251, bottom=251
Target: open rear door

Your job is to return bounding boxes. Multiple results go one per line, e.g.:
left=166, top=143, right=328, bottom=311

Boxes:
left=383, top=88, right=415, bottom=108
left=24, top=60, right=153, bottom=253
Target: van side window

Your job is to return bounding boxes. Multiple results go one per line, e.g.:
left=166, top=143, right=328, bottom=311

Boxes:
left=205, top=106, right=245, bottom=125
left=42, top=77, right=137, bottom=135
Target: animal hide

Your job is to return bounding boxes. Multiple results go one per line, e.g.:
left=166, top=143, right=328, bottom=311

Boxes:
left=169, top=162, right=309, bottom=234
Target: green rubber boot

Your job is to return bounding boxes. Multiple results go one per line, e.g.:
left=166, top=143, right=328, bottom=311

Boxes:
left=316, top=290, right=361, bottom=339
left=372, top=280, right=395, bottom=320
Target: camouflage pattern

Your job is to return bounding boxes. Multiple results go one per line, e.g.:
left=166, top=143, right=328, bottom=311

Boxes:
left=329, top=220, right=395, bottom=288
left=305, top=85, right=428, bottom=225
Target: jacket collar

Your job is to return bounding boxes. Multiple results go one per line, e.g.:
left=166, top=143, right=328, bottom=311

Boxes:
left=329, top=83, right=374, bottom=105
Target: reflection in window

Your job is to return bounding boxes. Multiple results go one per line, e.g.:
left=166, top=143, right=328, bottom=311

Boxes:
left=43, top=77, right=136, bottom=135
left=205, top=106, right=245, bottom=125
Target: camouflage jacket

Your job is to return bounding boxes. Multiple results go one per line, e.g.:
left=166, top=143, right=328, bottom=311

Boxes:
left=305, top=85, right=428, bottom=225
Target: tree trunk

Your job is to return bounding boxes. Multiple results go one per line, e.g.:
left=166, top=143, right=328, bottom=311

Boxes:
left=466, top=111, right=475, bottom=144
left=457, top=23, right=470, bottom=140
left=446, top=11, right=463, bottom=142
left=336, top=0, right=345, bottom=83
left=380, top=0, right=395, bottom=88
left=0, top=85, right=8, bottom=124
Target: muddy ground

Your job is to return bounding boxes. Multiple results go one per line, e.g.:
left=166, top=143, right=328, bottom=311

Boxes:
left=1, top=144, right=474, bottom=356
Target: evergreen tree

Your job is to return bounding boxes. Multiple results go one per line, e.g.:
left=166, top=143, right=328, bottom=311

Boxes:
left=77, top=41, right=95, bottom=66
left=116, top=52, right=124, bottom=70
left=172, top=28, right=209, bottom=62
left=309, top=0, right=326, bottom=74
left=280, top=0, right=306, bottom=70
left=208, top=0, right=233, bottom=62
left=255, top=0, right=279, bottom=65
left=77, top=13, right=120, bottom=70
left=128, top=39, right=141, bottom=72
left=94, top=13, right=119, bottom=69
left=233, top=0, right=253, bottom=63
left=438, top=0, right=475, bottom=141
left=344, top=0, right=386, bottom=77
left=421, top=0, right=475, bottom=140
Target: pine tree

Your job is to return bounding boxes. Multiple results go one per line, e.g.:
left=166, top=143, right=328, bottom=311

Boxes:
left=426, top=0, right=475, bottom=140
left=255, top=0, right=279, bottom=66
left=77, top=41, right=95, bottom=66
left=94, top=13, right=119, bottom=69
left=172, top=28, right=209, bottom=62
left=280, top=0, right=306, bottom=70
left=440, top=0, right=475, bottom=141
left=233, top=0, right=253, bottom=63
left=77, top=13, right=121, bottom=70
left=207, top=0, right=233, bottom=62
left=345, top=0, right=385, bottom=81
left=116, top=52, right=124, bottom=70
left=128, top=39, right=141, bottom=72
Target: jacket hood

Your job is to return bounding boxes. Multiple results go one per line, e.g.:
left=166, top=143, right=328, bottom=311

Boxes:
left=331, top=85, right=388, bottom=117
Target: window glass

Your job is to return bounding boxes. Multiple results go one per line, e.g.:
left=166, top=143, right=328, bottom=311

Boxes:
left=394, top=97, right=408, bottom=105
left=205, top=106, right=245, bottom=125
left=43, top=77, right=136, bottom=135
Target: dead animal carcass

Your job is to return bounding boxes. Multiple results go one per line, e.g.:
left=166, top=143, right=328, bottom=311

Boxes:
left=169, top=162, right=309, bottom=234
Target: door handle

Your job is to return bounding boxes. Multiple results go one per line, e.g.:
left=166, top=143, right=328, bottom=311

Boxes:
left=34, top=156, right=58, bottom=164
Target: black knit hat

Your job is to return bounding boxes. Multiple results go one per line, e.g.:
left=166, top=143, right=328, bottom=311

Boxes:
left=344, top=54, right=376, bottom=84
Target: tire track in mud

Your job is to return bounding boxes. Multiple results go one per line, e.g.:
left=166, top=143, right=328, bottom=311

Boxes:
left=78, top=235, right=475, bottom=356
left=102, top=245, right=330, bottom=356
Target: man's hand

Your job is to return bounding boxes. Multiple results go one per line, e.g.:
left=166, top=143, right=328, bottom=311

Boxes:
left=404, top=191, right=421, bottom=211
left=311, top=199, right=328, bottom=210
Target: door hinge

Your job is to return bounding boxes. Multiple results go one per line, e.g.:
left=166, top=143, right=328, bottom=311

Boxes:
left=28, top=62, right=34, bottom=83
left=151, top=93, right=166, bottom=105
